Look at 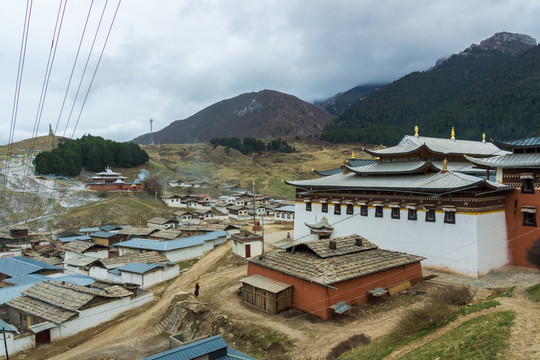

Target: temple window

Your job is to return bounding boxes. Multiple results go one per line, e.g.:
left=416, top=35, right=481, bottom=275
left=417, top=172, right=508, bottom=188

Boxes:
left=520, top=174, right=535, bottom=194
left=522, top=207, right=537, bottom=227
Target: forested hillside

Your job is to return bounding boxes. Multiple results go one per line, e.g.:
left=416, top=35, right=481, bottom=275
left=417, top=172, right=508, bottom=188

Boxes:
left=321, top=35, right=539, bottom=144
left=33, top=135, right=149, bottom=176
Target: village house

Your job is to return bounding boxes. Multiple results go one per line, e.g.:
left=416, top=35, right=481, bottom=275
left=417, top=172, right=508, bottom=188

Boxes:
left=244, top=235, right=424, bottom=320
left=88, top=251, right=179, bottom=287
left=212, top=200, right=232, bottom=215
left=115, top=227, right=158, bottom=240
left=5, top=280, right=152, bottom=346
left=176, top=224, right=240, bottom=237
left=88, top=167, right=142, bottom=191
left=89, top=231, right=126, bottom=247
left=62, top=240, right=109, bottom=262
left=161, top=194, right=185, bottom=207
left=228, top=205, right=251, bottom=221
left=114, top=230, right=229, bottom=262
left=54, top=235, right=92, bottom=251
left=232, top=232, right=263, bottom=258
left=147, top=217, right=179, bottom=229
left=174, top=210, right=195, bottom=223
left=285, top=128, right=511, bottom=278
left=273, top=205, right=295, bottom=222
left=148, top=228, right=183, bottom=241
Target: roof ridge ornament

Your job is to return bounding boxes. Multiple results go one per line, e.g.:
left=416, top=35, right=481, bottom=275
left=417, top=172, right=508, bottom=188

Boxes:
left=451, top=127, right=455, bottom=140
left=414, top=125, right=419, bottom=137
left=482, top=133, right=486, bottom=143
left=351, top=150, right=355, bottom=159
left=441, top=158, right=448, bottom=173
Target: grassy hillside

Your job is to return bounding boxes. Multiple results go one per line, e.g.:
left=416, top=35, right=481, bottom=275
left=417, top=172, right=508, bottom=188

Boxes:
left=141, top=141, right=363, bottom=199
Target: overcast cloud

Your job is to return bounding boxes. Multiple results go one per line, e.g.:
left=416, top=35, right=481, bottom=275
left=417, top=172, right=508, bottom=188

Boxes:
left=1, top=0, right=540, bottom=143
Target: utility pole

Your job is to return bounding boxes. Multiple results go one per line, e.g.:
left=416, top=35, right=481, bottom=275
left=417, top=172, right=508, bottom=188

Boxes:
left=149, top=119, right=154, bottom=146
left=252, top=178, right=256, bottom=226
left=2, top=327, right=9, bottom=360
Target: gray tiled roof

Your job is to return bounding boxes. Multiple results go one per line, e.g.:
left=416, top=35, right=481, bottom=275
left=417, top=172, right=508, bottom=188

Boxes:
left=63, top=240, right=105, bottom=253
left=7, top=296, right=77, bottom=323
left=286, top=170, right=508, bottom=193
left=98, top=251, right=169, bottom=268
left=249, top=235, right=424, bottom=286
left=314, top=168, right=344, bottom=176
left=346, top=161, right=438, bottom=175
left=467, top=153, right=540, bottom=168
left=365, top=135, right=508, bottom=157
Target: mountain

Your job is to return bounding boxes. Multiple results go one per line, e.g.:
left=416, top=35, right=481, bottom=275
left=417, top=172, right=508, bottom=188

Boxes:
left=321, top=32, right=538, bottom=145
left=133, top=90, right=334, bottom=144
left=314, top=83, right=387, bottom=116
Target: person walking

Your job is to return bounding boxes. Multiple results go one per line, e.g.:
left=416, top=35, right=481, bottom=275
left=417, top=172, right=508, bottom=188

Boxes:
left=194, top=282, right=200, bottom=297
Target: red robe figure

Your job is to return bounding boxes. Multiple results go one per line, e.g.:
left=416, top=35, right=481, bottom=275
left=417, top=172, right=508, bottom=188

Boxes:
left=194, top=282, right=200, bottom=297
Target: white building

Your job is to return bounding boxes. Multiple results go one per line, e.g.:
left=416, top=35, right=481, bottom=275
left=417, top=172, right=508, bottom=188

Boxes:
left=285, top=130, right=511, bottom=278
left=273, top=205, right=295, bottom=222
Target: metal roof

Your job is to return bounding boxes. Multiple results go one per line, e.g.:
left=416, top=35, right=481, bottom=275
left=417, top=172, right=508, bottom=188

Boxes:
left=115, top=231, right=228, bottom=252
left=286, top=170, right=508, bottom=194
left=495, top=137, right=540, bottom=149
left=90, top=231, right=119, bottom=238
left=314, top=168, right=344, bottom=176
left=346, top=161, right=438, bottom=175
left=467, top=153, right=540, bottom=168
left=0, top=257, right=62, bottom=277
left=143, top=335, right=255, bottom=360
left=241, top=274, right=293, bottom=293
left=79, top=227, right=100, bottom=233
left=365, top=135, right=508, bottom=157
left=117, top=263, right=164, bottom=274
left=56, top=235, right=92, bottom=243
left=0, top=284, right=33, bottom=305
left=0, top=319, right=18, bottom=333
left=275, top=205, right=295, bottom=212
left=100, top=225, right=123, bottom=232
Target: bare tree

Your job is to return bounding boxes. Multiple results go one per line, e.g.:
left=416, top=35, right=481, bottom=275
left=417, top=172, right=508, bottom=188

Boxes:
left=526, top=238, right=540, bottom=268
left=142, top=172, right=165, bottom=199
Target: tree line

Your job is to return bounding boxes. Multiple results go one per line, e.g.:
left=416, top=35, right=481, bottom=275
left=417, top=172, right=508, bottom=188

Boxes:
left=33, top=135, right=149, bottom=176
left=210, top=137, right=295, bottom=155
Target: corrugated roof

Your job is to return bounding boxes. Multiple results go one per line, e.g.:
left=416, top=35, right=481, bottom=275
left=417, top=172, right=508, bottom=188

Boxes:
left=90, top=231, right=119, bottom=238
left=275, top=205, right=295, bottom=212
left=143, top=335, right=255, bottom=360
left=79, top=227, right=100, bottom=233
left=63, top=240, right=106, bottom=253
left=467, top=153, right=540, bottom=168
left=241, top=274, right=293, bottom=293
left=151, top=229, right=183, bottom=240
left=7, top=296, right=77, bottom=323
left=98, top=251, right=169, bottom=268
left=249, top=237, right=424, bottom=286
left=56, top=235, right=92, bottom=243
left=115, top=231, right=229, bottom=252
left=0, top=257, right=61, bottom=277
left=0, top=319, right=18, bottom=333
left=286, top=170, right=508, bottom=194
left=118, top=263, right=164, bottom=274
left=365, top=135, right=508, bottom=157
left=148, top=217, right=178, bottom=225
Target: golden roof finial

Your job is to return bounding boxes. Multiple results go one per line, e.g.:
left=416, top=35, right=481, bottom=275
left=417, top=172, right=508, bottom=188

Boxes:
left=414, top=125, right=419, bottom=137
left=451, top=127, right=455, bottom=140
left=443, top=158, right=448, bottom=172
left=351, top=150, right=355, bottom=159
left=482, top=133, right=486, bottom=143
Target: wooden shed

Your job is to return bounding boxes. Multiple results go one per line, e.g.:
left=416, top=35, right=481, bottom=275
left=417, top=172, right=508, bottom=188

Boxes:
left=241, top=274, right=293, bottom=314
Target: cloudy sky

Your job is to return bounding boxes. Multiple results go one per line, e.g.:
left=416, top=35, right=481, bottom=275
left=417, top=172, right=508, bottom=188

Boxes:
left=1, top=0, right=540, bottom=144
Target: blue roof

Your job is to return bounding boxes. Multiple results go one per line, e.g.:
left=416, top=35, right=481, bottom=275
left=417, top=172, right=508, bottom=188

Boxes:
left=100, top=225, right=123, bottom=232
left=90, top=231, right=118, bottom=238
left=143, top=335, right=255, bottom=360
left=4, top=274, right=48, bottom=285
left=79, top=227, right=100, bottom=233
left=5, top=273, right=94, bottom=287
left=118, top=263, right=163, bottom=274
left=0, top=319, right=18, bottom=333
left=115, top=231, right=228, bottom=252
left=57, top=235, right=92, bottom=243
left=0, top=284, right=34, bottom=305
left=0, top=257, right=62, bottom=277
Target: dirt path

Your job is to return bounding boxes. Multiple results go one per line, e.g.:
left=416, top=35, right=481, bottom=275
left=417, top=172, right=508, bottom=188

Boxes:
left=45, top=241, right=233, bottom=360
left=383, top=288, right=540, bottom=360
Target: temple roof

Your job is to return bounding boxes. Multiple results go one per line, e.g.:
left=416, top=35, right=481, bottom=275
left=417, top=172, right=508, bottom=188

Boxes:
left=345, top=161, right=439, bottom=175
left=365, top=135, right=507, bottom=158
left=286, top=170, right=509, bottom=194
left=467, top=153, right=540, bottom=169
left=494, top=137, right=540, bottom=150
left=305, top=217, right=333, bottom=230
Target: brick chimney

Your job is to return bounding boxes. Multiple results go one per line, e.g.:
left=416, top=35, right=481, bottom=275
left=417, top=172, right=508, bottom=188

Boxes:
left=355, top=237, right=363, bottom=247
left=329, top=240, right=337, bottom=249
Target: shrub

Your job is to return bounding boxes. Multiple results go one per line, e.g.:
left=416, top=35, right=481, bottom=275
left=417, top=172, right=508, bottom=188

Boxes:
left=326, top=334, right=371, bottom=360
left=431, top=285, right=476, bottom=306
left=526, top=238, right=540, bottom=268
left=391, top=301, right=453, bottom=340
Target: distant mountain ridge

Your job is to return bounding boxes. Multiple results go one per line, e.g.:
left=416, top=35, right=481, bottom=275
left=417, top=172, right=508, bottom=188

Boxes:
left=314, top=83, right=387, bottom=116
left=321, top=32, right=539, bottom=145
left=133, top=90, right=334, bottom=144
